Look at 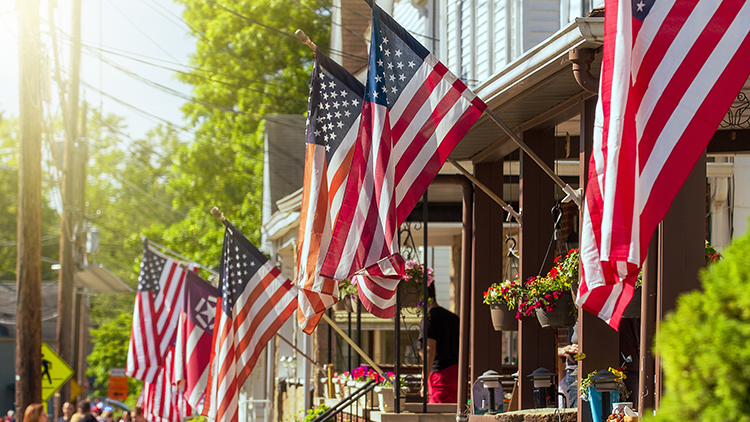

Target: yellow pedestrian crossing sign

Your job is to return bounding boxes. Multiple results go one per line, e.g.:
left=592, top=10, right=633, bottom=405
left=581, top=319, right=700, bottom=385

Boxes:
left=41, top=343, right=74, bottom=402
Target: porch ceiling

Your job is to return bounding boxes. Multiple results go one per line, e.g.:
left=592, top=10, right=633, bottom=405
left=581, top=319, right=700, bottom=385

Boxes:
left=450, top=18, right=605, bottom=163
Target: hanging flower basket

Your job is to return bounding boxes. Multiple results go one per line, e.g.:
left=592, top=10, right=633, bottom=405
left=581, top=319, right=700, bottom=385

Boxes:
left=490, top=302, right=518, bottom=331
left=535, top=294, right=577, bottom=328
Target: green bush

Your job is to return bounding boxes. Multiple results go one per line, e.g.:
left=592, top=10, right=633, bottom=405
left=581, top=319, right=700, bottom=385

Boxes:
left=651, top=231, right=750, bottom=422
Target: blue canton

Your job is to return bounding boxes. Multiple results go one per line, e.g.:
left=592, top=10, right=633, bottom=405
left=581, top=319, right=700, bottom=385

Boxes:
left=138, top=247, right=167, bottom=295
left=365, top=5, right=430, bottom=109
left=306, top=51, right=365, bottom=164
left=632, top=0, right=655, bottom=21
left=219, top=222, right=268, bottom=314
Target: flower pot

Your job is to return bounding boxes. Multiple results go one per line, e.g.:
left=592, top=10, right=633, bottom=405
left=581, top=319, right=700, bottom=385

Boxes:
left=375, top=386, right=408, bottom=413
left=585, top=387, right=620, bottom=422
left=334, top=299, right=347, bottom=311
left=621, top=288, right=641, bottom=319
left=490, top=302, right=518, bottom=331
left=334, top=380, right=341, bottom=398
left=536, top=295, right=577, bottom=328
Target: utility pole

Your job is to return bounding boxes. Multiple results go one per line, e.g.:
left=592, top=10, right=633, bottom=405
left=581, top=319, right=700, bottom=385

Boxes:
left=17, top=0, right=43, bottom=420
left=71, top=100, right=88, bottom=402
left=55, top=0, right=82, bottom=413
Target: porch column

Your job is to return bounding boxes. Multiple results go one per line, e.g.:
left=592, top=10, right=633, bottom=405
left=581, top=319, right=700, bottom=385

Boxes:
left=654, top=154, right=706, bottom=408
left=470, top=161, right=505, bottom=383
left=577, top=97, right=620, bottom=419
left=518, top=128, right=557, bottom=410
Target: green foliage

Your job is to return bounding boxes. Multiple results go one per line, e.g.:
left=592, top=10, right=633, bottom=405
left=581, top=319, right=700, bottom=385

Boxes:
left=288, top=404, right=328, bottom=422
left=0, top=115, right=62, bottom=281
left=86, top=313, right=142, bottom=401
left=650, top=232, right=750, bottom=422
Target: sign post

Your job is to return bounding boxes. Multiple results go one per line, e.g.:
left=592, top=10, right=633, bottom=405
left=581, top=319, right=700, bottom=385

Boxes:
left=108, top=368, right=128, bottom=401
left=41, top=343, right=75, bottom=402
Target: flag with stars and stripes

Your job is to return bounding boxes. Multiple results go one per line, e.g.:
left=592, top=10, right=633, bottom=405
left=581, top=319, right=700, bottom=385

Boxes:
left=203, top=220, right=297, bottom=422
left=321, top=4, right=486, bottom=318
left=173, top=271, right=218, bottom=408
left=296, top=47, right=365, bottom=333
left=127, top=242, right=192, bottom=383
left=577, top=0, right=750, bottom=329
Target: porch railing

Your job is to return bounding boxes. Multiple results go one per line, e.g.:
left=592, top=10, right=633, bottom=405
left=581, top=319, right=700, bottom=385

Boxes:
left=313, top=379, right=378, bottom=422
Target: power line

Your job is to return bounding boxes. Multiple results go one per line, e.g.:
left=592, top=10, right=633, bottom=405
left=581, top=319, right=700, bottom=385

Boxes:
left=107, top=0, right=181, bottom=63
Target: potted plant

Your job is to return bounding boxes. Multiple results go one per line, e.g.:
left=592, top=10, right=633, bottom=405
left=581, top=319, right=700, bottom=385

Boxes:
left=580, top=364, right=630, bottom=421
left=482, top=277, right=524, bottom=331
left=336, top=279, right=358, bottom=312
left=400, top=260, right=435, bottom=311
left=351, top=366, right=380, bottom=408
left=523, top=249, right=579, bottom=328
left=374, top=372, right=408, bottom=413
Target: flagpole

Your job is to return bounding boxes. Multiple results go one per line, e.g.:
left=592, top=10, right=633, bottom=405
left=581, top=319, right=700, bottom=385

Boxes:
left=482, top=109, right=582, bottom=207
left=447, top=158, right=522, bottom=224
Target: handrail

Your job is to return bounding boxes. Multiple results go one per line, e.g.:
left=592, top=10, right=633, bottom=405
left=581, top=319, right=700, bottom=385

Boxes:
left=312, top=379, right=378, bottom=422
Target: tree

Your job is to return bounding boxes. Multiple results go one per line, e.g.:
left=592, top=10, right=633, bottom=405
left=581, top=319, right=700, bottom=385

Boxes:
left=86, top=313, right=142, bottom=407
left=652, top=231, right=750, bottom=421
left=160, top=0, right=330, bottom=254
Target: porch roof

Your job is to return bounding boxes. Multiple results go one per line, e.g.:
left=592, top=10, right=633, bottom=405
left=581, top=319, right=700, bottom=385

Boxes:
left=452, top=18, right=605, bottom=163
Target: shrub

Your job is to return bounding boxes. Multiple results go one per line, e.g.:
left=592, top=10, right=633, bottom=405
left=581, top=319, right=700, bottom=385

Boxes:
left=650, top=232, right=750, bottom=422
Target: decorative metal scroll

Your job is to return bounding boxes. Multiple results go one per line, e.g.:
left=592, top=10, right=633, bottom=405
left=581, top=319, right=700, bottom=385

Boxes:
left=720, top=91, right=750, bottom=129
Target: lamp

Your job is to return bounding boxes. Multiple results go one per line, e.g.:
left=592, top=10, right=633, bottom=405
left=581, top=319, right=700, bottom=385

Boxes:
left=477, top=370, right=502, bottom=415
left=591, top=370, right=618, bottom=420
left=504, top=237, right=520, bottom=282
left=527, top=367, right=557, bottom=408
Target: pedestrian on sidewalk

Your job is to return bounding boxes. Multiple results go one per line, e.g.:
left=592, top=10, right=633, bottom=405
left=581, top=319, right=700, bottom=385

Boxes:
left=23, top=405, right=47, bottom=422
left=418, top=282, right=460, bottom=404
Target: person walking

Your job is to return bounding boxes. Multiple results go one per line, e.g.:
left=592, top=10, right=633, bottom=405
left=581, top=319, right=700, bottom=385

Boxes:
left=76, top=401, right=96, bottom=422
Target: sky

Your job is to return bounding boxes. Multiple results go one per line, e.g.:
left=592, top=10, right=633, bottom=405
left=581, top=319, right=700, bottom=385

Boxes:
left=0, top=0, right=197, bottom=142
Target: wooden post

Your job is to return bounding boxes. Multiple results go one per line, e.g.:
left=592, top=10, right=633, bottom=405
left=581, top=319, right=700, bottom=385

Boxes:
left=55, top=0, right=82, bottom=412
left=654, top=154, right=706, bottom=408
left=517, top=128, right=557, bottom=410
left=470, top=162, right=505, bottom=382
left=17, top=0, right=44, bottom=419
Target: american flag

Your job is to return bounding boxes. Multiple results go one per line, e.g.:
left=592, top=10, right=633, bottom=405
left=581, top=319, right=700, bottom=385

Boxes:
left=127, top=243, right=191, bottom=383
left=173, top=271, right=218, bottom=408
left=297, top=47, right=365, bottom=333
left=577, top=0, right=750, bottom=328
left=203, top=220, right=297, bottom=422
left=143, top=348, right=191, bottom=422
left=321, top=4, right=486, bottom=317
left=351, top=254, right=405, bottom=316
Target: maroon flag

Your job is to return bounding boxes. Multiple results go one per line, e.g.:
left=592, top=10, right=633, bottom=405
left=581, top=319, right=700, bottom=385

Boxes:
left=577, top=0, right=750, bottom=328
left=321, top=4, right=486, bottom=317
left=173, top=271, right=218, bottom=408
left=203, top=220, right=297, bottom=422
left=127, top=242, right=191, bottom=382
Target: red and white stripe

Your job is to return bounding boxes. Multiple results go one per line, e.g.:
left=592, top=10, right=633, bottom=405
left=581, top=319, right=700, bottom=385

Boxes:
left=143, top=348, right=191, bottom=422
left=296, top=116, right=359, bottom=333
left=577, top=0, right=750, bottom=328
left=321, top=53, right=485, bottom=286
left=127, top=247, right=191, bottom=383
left=203, top=264, right=297, bottom=422
left=352, top=254, right=406, bottom=318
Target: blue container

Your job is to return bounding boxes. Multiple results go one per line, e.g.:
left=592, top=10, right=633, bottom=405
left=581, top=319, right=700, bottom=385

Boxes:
left=585, top=387, right=620, bottom=422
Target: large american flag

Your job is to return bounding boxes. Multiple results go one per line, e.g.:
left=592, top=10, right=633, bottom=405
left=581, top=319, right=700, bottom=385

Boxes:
left=203, top=220, right=297, bottom=422
left=127, top=243, right=191, bottom=382
left=173, top=271, right=217, bottom=408
left=577, top=0, right=750, bottom=328
left=296, top=47, right=365, bottom=333
left=320, top=4, right=486, bottom=317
